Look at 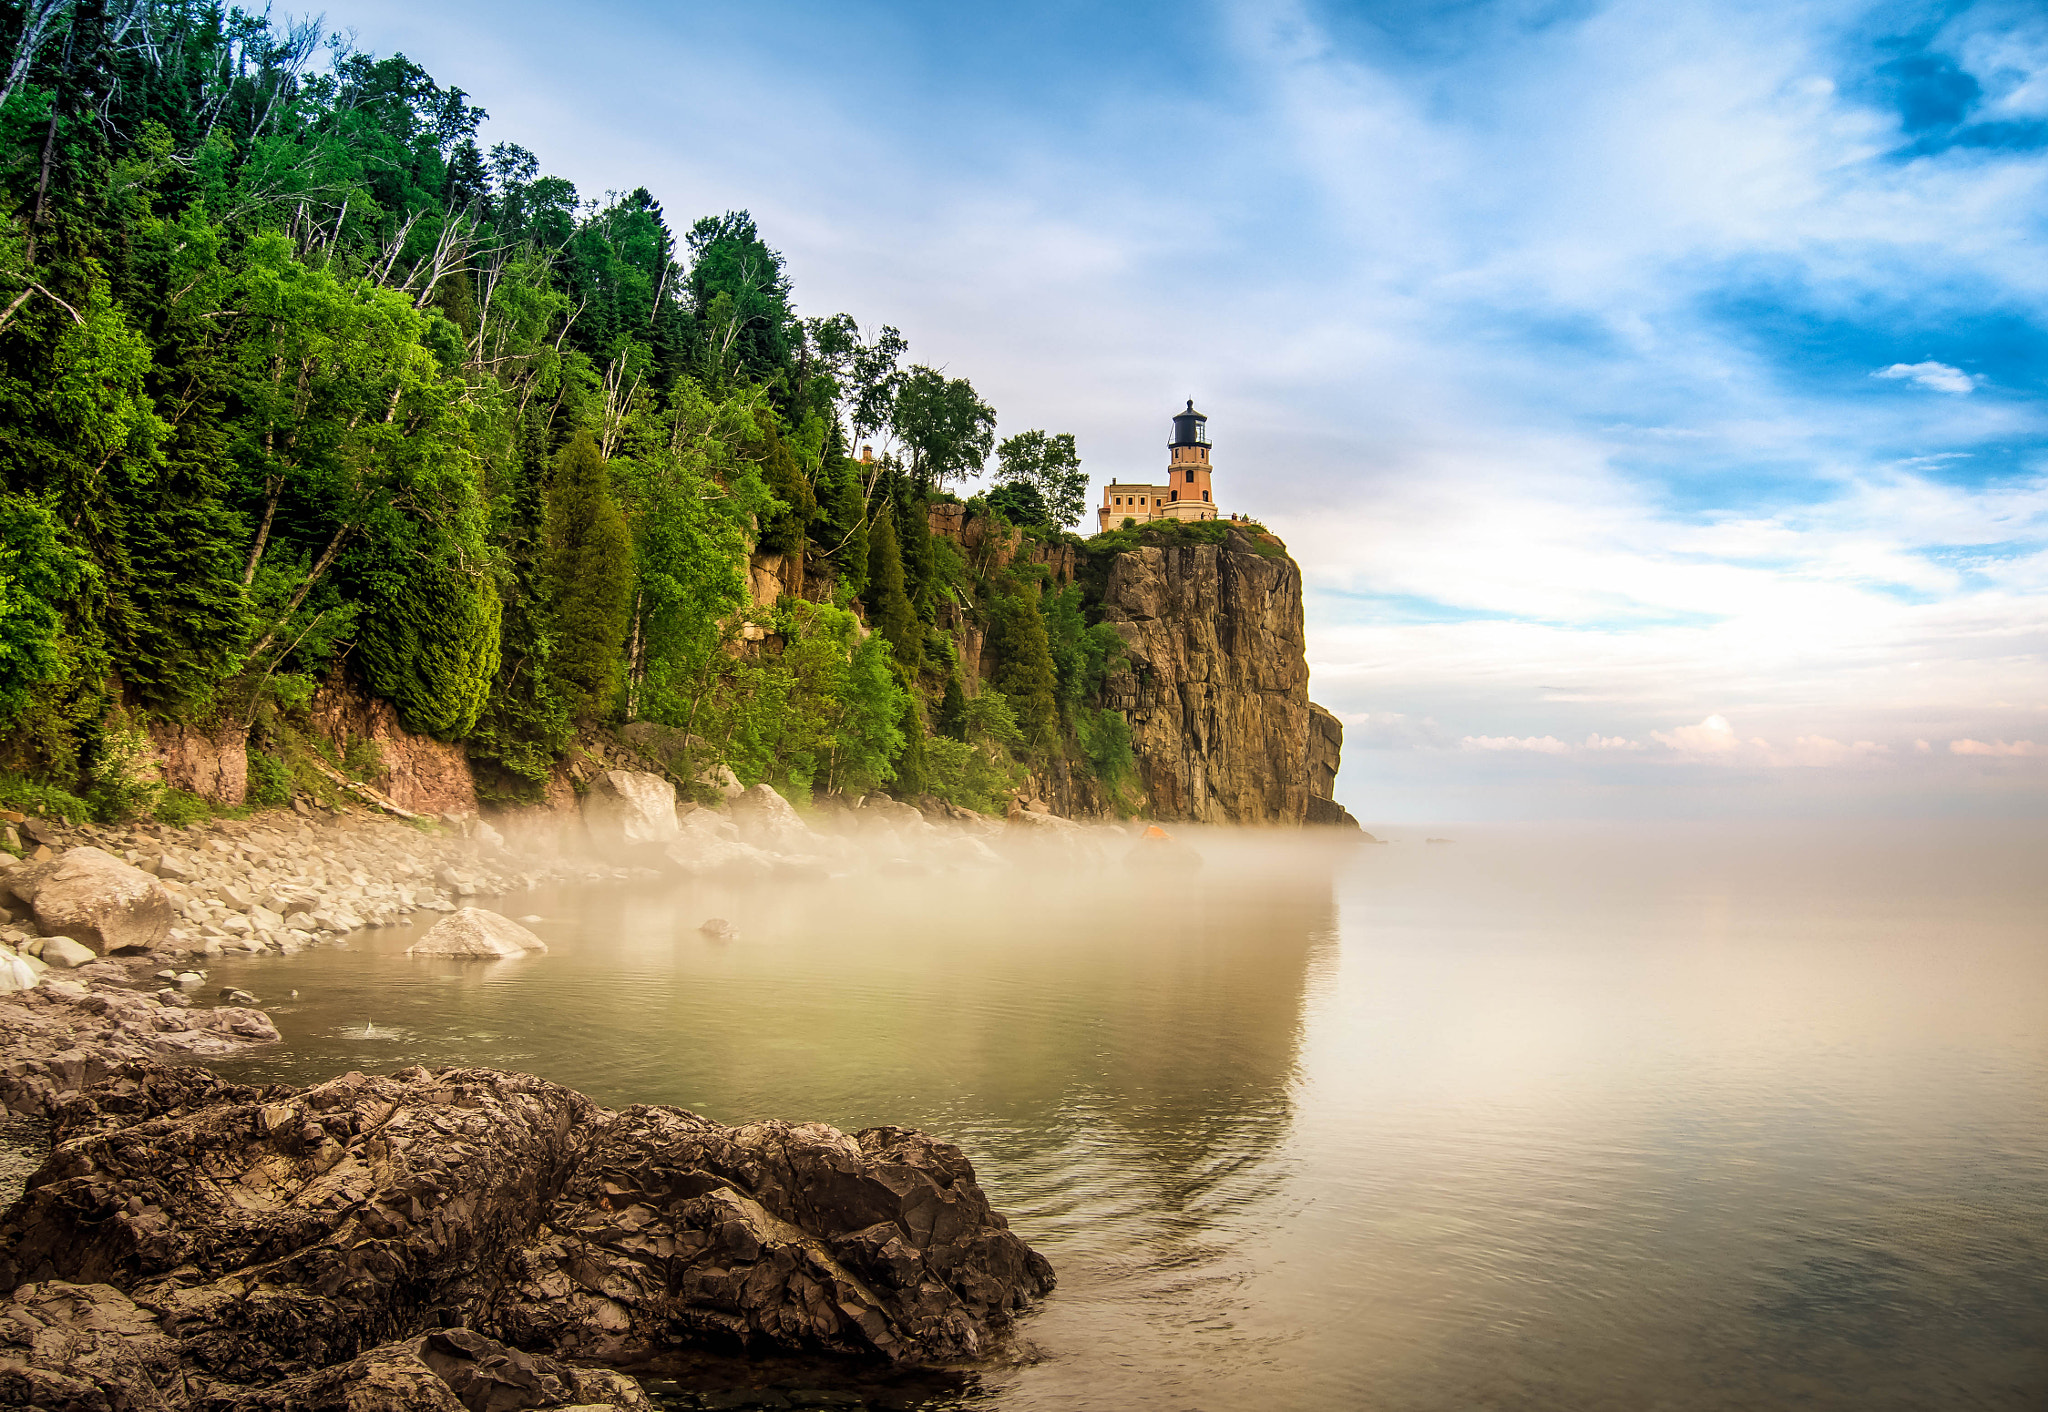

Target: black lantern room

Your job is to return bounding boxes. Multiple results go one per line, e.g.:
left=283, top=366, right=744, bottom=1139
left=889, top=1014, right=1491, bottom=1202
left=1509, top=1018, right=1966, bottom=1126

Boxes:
left=1170, top=399, right=1209, bottom=448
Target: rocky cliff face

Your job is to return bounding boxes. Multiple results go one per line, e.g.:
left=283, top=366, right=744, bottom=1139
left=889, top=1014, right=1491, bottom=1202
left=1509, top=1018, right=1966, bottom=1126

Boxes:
left=1093, top=527, right=1342, bottom=825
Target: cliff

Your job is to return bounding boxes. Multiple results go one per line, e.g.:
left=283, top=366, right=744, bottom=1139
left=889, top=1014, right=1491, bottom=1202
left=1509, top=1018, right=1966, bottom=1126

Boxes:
left=1085, top=525, right=1346, bottom=825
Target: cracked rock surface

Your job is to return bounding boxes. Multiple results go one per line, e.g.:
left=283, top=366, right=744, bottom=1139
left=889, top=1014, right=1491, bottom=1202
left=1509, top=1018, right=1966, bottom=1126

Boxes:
left=0, top=1062, right=1053, bottom=1407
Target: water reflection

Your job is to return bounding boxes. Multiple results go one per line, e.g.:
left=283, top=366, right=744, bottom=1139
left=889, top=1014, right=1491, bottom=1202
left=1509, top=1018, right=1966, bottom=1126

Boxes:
left=204, top=825, right=2048, bottom=1411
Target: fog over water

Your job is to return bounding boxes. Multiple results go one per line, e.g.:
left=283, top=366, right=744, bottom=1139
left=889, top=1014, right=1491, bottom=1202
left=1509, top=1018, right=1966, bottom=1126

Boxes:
left=210, top=824, right=2048, bottom=1410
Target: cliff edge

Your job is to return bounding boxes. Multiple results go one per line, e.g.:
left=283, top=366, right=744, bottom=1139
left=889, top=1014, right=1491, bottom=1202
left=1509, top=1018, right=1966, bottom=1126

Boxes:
left=1090, top=526, right=1355, bottom=826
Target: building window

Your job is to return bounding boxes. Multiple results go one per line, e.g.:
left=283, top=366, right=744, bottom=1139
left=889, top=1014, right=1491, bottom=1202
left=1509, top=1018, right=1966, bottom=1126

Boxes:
left=1195, top=425, right=1208, bottom=444
left=1185, top=469, right=1196, bottom=483
left=1203, top=489, right=1210, bottom=501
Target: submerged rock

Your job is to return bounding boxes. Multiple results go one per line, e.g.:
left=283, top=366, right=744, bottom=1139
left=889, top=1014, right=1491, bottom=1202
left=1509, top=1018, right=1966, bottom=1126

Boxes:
left=1123, top=824, right=1202, bottom=873
left=699, top=917, right=739, bottom=941
left=406, top=907, right=549, bottom=959
left=0, top=1062, right=1054, bottom=1400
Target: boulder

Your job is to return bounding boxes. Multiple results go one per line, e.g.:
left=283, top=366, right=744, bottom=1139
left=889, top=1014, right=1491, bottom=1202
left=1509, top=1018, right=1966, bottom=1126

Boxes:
left=0, top=1062, right=1053, bottom=1390
left=37, top=937, right=96, bottom=970
left=699, top=918, right=738, bottom=941
left=406, top=908, right=548, bottom=959
left=661, top=833, right=774, bottom=880
left=728, top=783, right=815, bottom=852
left=0, top=952, right=38, bottom=994
left=581, top=771, right=680, bottom=847
left=24, top=847, right=174, bottom=955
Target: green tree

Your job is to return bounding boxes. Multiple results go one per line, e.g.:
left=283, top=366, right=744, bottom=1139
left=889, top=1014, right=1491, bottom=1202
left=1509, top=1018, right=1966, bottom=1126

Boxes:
left=543, top=432, right=633, bottom=720
left=356, top=553, right=501, bottom=739
left=986, top=586, right=1058, bottom=750
left=0, top=493, right=92, bottom=728
left=993, top=430, right=1086, bottom=529
left=864, top=497, right=919, bottom=673
left=891, top=365, right=995, bottom=491
left=686, top=210, right=794, bottom=389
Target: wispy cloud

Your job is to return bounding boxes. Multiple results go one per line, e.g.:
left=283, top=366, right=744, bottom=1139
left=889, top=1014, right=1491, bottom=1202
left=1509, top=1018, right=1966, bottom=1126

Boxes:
left=1950, top=738, right=2042, bottom=756
left=1873, top=361, right=1980, bottom=394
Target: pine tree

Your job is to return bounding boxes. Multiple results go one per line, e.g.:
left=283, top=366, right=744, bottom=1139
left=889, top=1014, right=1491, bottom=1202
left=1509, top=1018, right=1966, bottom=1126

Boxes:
left=864, top=498, right=920, bottom=674
left=938, top=672, right=967, bottom=741
left=988, top=588, right=1058, bottom=750
left=543, top=432, right=634, bottom=721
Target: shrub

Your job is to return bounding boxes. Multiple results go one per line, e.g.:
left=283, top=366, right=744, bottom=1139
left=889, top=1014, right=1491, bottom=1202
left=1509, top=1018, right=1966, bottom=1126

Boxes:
left=246, top=751, right=294, bottom=808
left=85, top=708, right=162, bottom=822
left=0, top=774, right=92, bottom=826
left=154, top=789, right=213, bottom=827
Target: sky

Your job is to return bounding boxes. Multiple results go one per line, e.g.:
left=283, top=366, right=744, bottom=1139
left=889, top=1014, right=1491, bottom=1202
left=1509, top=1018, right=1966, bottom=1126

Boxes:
left=334, top=0, right=2047, bottom=822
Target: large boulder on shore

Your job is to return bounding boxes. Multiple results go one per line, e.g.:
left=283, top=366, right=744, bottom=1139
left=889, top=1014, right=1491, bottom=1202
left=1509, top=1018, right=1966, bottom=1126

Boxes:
left=12, top=847, right=172, bottom=955
left=406, top=907, right=547, bottom=959
left=0, top=1062, right=1054, bottom=1396
left=581, top=770, right=680, bottom=847
left=728, top=782, right=815, bottom=852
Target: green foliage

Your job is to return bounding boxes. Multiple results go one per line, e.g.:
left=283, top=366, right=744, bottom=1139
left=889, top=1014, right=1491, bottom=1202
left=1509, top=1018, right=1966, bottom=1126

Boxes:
left=1086, top=516, right=1283, bottom=556
left=891, top=366, right=995, bottom=490
left=937, top=673, right=967, bottom=740
left=357, top=557, right=503, bottom=740
left=543, top=433, right=633, bottom=720
left=342, top=737, right=385, bottom=782
left=690, top=603, right=904, bottom=797
left=153, top=790, right=215, bottom=827
left=0, top=774, right=92, bottom=827
left=0, top=7, right=1082, bottom=819
left=245, top=751, right=295, bottom=809
left=864, top=500, right=919, bottom=673
left=1043, top=585, right=1126, bottom=715
left=84, top=707, right=161, bottom=823
left=1076, top=706, right=1139, bottom=809
left=750, top=411, right=816, bottom=557
left=985, top=586, right=1059, bottom=752
left=0, top=493, right=93, bottom=727
left=993, top=430, right=1086, bottom=529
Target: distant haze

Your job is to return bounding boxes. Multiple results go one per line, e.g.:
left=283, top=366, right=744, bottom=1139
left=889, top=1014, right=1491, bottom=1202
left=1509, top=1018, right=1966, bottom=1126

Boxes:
left=338, top=0, right=2047, bottom=820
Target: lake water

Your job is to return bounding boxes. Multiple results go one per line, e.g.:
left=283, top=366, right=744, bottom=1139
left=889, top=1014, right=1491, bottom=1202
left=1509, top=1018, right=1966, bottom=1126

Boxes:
left=208, top=823, right=2048, bottom=1411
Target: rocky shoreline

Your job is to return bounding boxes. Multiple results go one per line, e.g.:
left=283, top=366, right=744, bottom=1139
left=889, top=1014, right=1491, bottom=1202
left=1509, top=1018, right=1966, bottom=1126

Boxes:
left=0, top=777, right=1119, bottom=1409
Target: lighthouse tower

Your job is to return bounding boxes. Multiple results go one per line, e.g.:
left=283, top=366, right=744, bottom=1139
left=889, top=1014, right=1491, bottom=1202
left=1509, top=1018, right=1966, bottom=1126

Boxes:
left=1095, top=400, right=1225, bottom=530
left=1164, top=400, right=1213, bottom=517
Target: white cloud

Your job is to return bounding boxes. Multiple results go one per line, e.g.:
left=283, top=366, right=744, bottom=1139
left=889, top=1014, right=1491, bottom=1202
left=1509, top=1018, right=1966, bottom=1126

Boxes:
left=1461, top=734, right=1571, bottom=753
left=1949, top=738, right=2043, bottom=757
left=1873, top=362, right=1981, bottom=394
left=1651, top=714, right=1748, bottom=753
left=1585, top=734, right=1646, bottom=751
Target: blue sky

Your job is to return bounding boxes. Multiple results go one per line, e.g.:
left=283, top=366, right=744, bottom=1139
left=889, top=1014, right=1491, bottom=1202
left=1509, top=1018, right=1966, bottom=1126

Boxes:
left=340, top=0, right=2047, bottom=821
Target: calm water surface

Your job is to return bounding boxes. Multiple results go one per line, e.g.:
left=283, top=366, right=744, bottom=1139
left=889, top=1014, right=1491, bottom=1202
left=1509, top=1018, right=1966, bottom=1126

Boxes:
left=210, top=824, right=2048, bottom=1411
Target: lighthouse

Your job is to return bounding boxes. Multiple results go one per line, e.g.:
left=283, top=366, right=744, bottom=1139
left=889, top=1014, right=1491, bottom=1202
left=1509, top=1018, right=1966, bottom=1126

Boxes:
left=1096, top=400, right=1225, bottom=532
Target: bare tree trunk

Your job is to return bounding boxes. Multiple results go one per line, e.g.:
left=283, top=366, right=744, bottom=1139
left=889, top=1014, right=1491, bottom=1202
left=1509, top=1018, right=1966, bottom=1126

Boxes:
left=242, top=478, right=283, bottom=585
left=23, top=104, right=60, bottom=266
left=244, top=522, right=352, bottom=662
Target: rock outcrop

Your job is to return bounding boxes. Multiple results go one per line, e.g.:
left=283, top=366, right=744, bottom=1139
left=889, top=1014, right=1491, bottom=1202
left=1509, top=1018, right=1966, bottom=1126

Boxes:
left=147, top=721, right=251, bottom=807
left=308, top=674, right=479, bottom=817
left=1305, top=704, right=1361, bottom=828
left=0, top=1062, right=1053, bottom=1403
left=1094, top=527, right=1338, bottom=824
left=0, top=980, right=279, bottom=1118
